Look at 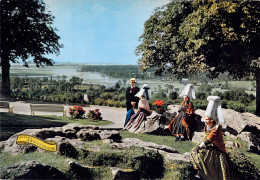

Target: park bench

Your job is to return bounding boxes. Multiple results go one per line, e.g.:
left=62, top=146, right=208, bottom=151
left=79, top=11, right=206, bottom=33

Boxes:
left=30, top=104, right=66, bottom=116
left=0, top=101, right=14, bottom=113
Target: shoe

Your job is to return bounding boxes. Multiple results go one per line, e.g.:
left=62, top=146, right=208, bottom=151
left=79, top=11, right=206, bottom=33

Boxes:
left=194, top=174, right=200, bottom=179
left=179, top=136, right=185, bottom=141
left=175, top=135, right=180, bottom=141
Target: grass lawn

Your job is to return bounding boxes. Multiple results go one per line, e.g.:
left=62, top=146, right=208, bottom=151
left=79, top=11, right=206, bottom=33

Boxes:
left=0, top=112, right=113, bottom=141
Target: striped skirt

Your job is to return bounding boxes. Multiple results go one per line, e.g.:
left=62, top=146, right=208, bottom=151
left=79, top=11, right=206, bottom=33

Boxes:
left=191, top=145, right=230, bottom=180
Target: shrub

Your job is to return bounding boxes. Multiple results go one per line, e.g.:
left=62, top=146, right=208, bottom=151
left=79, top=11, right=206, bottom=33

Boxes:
left=86, top=109, right=103, bottom=121
left=198, top=83, right=212, bottom=93
left=196, top=92, right=206, bottom=100
left=227, top=150, right=260, bottom=180
left=192, top=100, right=208, bottom=110
left=152, top=100, right=167, bottom=114
left=81, top=146, right=164, bottom=179
left=213, top=91, right=224, bottom=99
left=169, top=91, right=178, bottom=100
left=68, top=105, right=86, bottom=119
left=153, top=90, right=167, bottom=100
left=227, top=101, right=245, bottom=113
left=244, top=105, right=256, bottom=114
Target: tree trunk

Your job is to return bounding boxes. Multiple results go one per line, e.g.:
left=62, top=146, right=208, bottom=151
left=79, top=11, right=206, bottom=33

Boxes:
left=256, top=69, right=260, bottom=116
left=1, top=56, right=11, bottom=97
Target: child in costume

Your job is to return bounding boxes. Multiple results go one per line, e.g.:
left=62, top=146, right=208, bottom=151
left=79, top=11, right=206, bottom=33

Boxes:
left=191, top=96, right=230, bottom=180
left=169, top=84, right=195, bottom=140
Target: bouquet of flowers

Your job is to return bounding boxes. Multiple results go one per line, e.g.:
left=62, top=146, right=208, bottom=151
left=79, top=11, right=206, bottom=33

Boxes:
left=86, top=109, right=103, bottom=121
left=152, top=100, right=167, bottom=114
left=68, top=105, right=86, bottom=119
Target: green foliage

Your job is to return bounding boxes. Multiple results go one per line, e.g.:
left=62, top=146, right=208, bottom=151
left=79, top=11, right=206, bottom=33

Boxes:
left=169, top=91, right=178, bottom=100
left=80, top=144, right=164, bottom=179
left=1, top=0, right=63, bottom=95
left=228, top=150, right=260, bottom=180
left=86, top=109, right=103, bottom=121
left=68, top=105, right=86, bottom=119
left=153, top=90, right=167, bottom=100
left=198, top=83, right=212, bottom=93
left=192, top=100, right=208, bottom=110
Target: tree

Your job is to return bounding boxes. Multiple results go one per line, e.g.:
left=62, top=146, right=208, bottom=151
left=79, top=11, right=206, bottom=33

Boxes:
left=114, top=82, right=120, bottom=90
left=136, top=0, right=260, bottom=115
left=1, top=0, right=63, bottom=96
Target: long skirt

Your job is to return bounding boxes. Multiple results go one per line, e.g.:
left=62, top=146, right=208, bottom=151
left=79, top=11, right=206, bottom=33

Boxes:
left=125, top=109, right=148, bottom=132
left=168, top=111, right=190, bottom=139
left=191, top=145, right=230, bottom=180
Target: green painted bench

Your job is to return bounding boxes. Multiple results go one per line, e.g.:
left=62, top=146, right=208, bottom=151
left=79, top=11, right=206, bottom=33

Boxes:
left=30, top=104, right=66, bottom=116
left=0, top=101, right=13, bottom=113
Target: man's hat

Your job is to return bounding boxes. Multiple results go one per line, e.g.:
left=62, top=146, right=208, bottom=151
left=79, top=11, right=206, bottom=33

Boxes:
left=129, top=78, right=137, bottom=84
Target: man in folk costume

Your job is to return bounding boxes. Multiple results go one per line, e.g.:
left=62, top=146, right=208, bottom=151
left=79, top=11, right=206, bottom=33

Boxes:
left=124, top=84, right=152, bottom=132
left=191, top=96, right=230, bottom=180
left=126, top=78, right=140, bottom=112
left=169, top=84, right=195, bottom=141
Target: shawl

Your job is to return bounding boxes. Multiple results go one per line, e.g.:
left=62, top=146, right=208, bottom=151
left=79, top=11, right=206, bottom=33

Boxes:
left=138, top=98, right=151, bottom=113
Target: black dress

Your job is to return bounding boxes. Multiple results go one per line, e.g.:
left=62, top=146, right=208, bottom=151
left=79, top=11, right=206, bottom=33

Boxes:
left=125, top=86, right=140, bottom=111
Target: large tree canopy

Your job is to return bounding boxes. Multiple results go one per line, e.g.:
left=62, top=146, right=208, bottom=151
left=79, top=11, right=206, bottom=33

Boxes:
left=136, top=0, right=260, bottom=115
left=1, top=0, right=63, bottom=95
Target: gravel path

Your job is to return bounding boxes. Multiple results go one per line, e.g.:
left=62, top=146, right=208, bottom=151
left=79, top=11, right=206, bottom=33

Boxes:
left=0, top=99, right=127, bottom=128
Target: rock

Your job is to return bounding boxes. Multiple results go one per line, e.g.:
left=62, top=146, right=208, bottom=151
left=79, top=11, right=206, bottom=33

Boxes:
left=0, top=161, right=65, bottom=179
left=46, top=136, right=80, bottom=158
left=111, top=167, right=140, bottom=180
left=191, top=132, right=205, bottom=144
left=76, top=129, right=101, bottom=141
left=167, top=105, right=181, bottom=114
left=222, top=109, right=260, bottom=136
left=3, top=131, right=38, bottom=155
left=237, top=132, right=260, bottom=154
left=183, top=152, right=191, bottom=159
left=164, top=152, right=191, bottom=162
left=99, top=130, right=122, bottom=142
left=35, top=127, right=65, bottom=139
left=225, top=141, right=241, bottom=149
left=194, top=110, right=205, bottom=132
left=111, top=138, right=179, bottom=154
left=129, top=112, right=169, bottom=135
left=67, top=159, right=92, bottom=179
left=62, top=123, right=98, bottom=133
left=62, top=123, right=85, bottom=132
left=110, top=137, right=189, bottom=163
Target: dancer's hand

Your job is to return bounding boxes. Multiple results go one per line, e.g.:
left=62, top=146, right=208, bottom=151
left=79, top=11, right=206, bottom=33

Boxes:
left=131, top=102, right=136, bottom=107
left=193, top=146, right=200, bottom=155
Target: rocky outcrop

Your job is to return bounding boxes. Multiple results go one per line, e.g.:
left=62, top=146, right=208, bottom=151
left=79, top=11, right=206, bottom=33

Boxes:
left=191, top=132, right=204, bottom=144
left=237, top=132, right=260, bottom=154
left=0, top=161, right=65, bottom=179
left=66, top=159, right=92, bottom=179
left=111, top=138, right=190, bottom=162
left=1, top=123, right=122, bottom=155
left=111, top=167, right=140, bottom=180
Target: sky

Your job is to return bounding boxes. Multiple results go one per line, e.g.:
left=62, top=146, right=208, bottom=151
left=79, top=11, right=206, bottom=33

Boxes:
left=44, top=0, right=170, bottom=65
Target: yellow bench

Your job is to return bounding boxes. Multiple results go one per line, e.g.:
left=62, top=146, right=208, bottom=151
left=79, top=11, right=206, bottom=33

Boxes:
left=0, top=101, right=13, bottom=113
left=30, top=104, right=66, bottom=116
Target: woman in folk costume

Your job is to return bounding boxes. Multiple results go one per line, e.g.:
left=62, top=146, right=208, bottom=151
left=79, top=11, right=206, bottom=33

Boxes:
left=191, top=96, right=230, bottom=180
left=124, top=84, right=152, bottom=132
left=168, top=84, right=195, bottom=141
